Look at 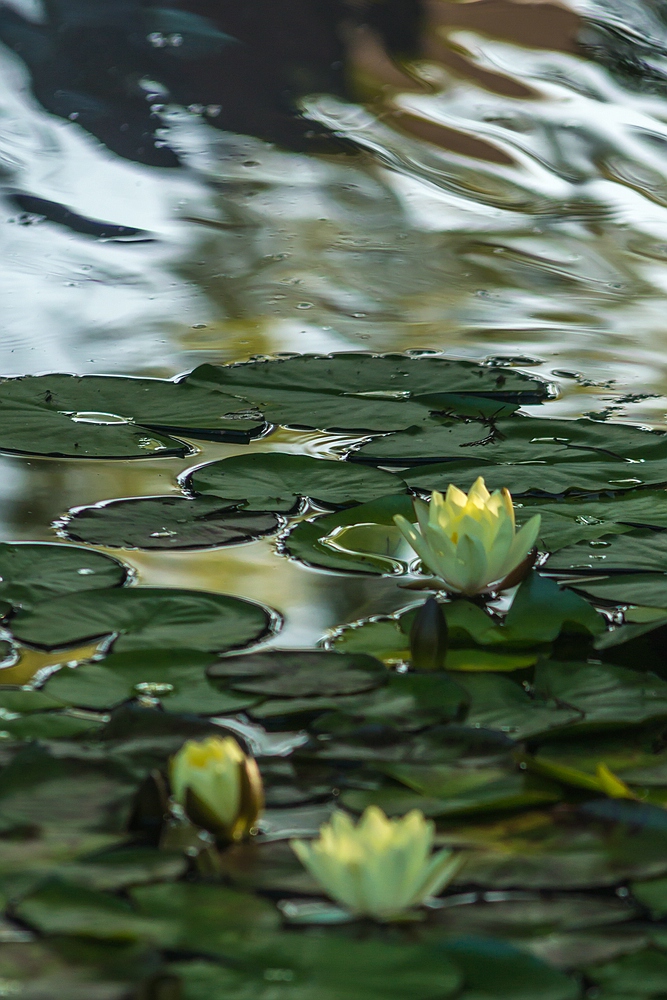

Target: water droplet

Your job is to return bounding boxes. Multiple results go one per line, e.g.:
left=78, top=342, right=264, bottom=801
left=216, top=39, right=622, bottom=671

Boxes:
left=588, top=539, right=611, bottom=547
left=138, top=438, right=168, bottom=452
left=77, top=568, right=95, bottom=575
left=133, top=682, right=175, bottom=697
left=576, top=515, right=604, bottom=525
left=149, top=529, right=177, bottom=538
left=296, top=302, right=313, bottom=309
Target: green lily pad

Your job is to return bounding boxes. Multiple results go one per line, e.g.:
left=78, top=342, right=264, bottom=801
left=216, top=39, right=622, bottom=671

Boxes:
left=352, top=417, right=667, bottom=466
left=285, top=494, right=417, bottom=574
left=14, top=880, right=174, bottom=942
left=586, top=948, right=667, bottom=994
left=170, top=936, right=463, bottom=1000
left=185, top=353, right=548, bottom=432
left=545, top=530, right=667, bottom=573
left=208, top=650, right=387, bottom=697
left=405, top=459, right=667, bottom=497
left=455, top=673, right=582, bottom=739
left=534, top=660, right=667, bottom=731
left=0, top=398, right=186, bottom=459
left=0, top=713, right=104, bottom=740
left=61, top=496, right=280, bottom=549
left=572, top=574, right=667, bottom=608
left=341, top=773, right=561, bottom=818
left=187, top=452, right=405, bottom=512
left=436, top=938, right=579, bottom=1000
left=130, top=882, right=280, bottom=955
left=43, top=648, right=257, bottom=714
left=10, top=587, right=273, bottom=653
left=0, top=373, right=266, bottom=445
left=503, top=573, right=605, bottom=642
left=0, top=542, right=126, bottom=614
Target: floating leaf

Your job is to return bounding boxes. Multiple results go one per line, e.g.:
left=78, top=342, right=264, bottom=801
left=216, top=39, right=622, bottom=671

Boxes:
left=405, top=459, right=667, bottom=496
left=44, top=649, right=257, bottom=714
left=353, top=417, right=667, bottom=465
left=186, top=353, right=547, bottom=432
left=10, top=587, right=273, bottom=653
left=534, top=661, right=667, bottom=731
left=61, top=496, right=280, bottom=550
left=573, top=574, right=667, bottom=608
left=0, top=542, right=126, bottom=614
left=503, top=572, right=605, bottom=642
left=545, top=530, right=667, bottom=573
left=170, top=935, right=463, bottom=1000
left=15, top=880, right=174, bottom=942
left=208, top=650, right=387, bottom=697
left=0, top=373, right=265, bottom=446
left=188, top=453, right=404, bottom=512
left=285, top=494, right=416, bottom=574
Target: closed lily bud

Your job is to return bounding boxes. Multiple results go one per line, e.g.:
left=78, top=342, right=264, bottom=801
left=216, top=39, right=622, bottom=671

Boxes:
left=409, top=597, right=448, bottom=671
left=394, top=477, right=541, bottom=596
left=169, top=736, right=263, bottom=843
left=291, top=807, right=462, bottom=920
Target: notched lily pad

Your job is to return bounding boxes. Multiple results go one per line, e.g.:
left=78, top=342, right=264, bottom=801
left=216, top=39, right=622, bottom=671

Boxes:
left=61, top=495, right=280, bottom=550
left=187, top=452, right=405, bottom=513
left=208, top=650, right=387, bottom=697
left=10, top=587, right=274, bottom=653
left=545, top=529, right=667, bottom=574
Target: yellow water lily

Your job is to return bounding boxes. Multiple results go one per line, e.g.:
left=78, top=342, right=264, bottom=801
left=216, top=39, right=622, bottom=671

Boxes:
left=291, top=807, right=461, bottom=920
left=394, top=477, right=541, bottom=596
left=170, top=735, right=264, bottom=842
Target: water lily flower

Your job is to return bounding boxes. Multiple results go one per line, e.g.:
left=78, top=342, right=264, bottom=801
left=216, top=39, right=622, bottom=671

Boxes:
left=291, top=807, right=461, bottom=920
left=394, top=477, right=541, bottom=596
left=170, top=735, right=263, bottom=842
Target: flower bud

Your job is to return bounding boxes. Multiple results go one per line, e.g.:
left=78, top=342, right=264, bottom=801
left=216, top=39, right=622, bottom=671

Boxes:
left=291, top=807, right=461, bottom=920
left=169, top=736, right=263, bottom=843
left=409, top=597, right=448, bottom=671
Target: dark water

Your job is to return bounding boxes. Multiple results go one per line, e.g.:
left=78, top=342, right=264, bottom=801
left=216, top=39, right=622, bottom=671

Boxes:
left=3, top=0, right=667, bottom=671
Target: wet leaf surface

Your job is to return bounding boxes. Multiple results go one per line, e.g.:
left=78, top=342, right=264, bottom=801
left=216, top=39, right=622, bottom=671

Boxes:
left=62, top=495, right=281, bottom=549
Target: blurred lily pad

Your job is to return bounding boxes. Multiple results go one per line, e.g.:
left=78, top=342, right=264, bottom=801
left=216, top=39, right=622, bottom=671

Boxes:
left=170, top=935, right=463, bottom=1000
left=44, top=648, right=257, bottom=714
left=572, top=574, right=667, bottom=608
left=10, top=587, right=273, bottom=652
left=61, top=496, right=280, bottom=550
left=208, top=650, right=387, bottom=697
left=188, top=452, right=405, bottom=512
left=0, top=542, right=126, bottom=614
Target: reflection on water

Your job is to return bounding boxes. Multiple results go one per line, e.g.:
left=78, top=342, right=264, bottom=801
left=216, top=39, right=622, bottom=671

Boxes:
left=4, top=0, right=667, bottom=652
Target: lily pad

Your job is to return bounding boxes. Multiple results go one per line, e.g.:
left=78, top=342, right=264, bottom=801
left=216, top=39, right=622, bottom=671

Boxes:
left=208, top=650, right=387, bottom=697
left=186, top=353, right=548, bottom=432
left=170, top=935, right=463, bottom=1000
left=0, top=542, right=127, bottom=614
left=43, top=648, right=257, bottom=714
left=285, top=494, right=417, bottom=574
left=545, top=530, right=667, bottom=573
left=572, top=574, right=667, bottom=608
left=0, top=397, right=186, bottom=459
left=534, top=660, right=667, bottom=731
left=61, top=496, right=280, bottom=549
left=188, top=453, right=405, bottom=512
left=10, top=587, right=273, bottom=652
left=352, top=417, right=667, bottom=466
left=405, top=459, right=667, bottom=497
left=0, top=373, right=266, bottom=447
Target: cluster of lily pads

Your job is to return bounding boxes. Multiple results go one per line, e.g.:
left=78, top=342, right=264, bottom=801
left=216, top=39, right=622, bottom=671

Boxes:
left=4, top=353, right=667, bottom=998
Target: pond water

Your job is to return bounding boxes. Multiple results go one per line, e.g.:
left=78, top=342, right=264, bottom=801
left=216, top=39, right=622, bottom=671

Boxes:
left=4, top=0, right=667, bottom=996
left=5, top=0, right=667, bottom=652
